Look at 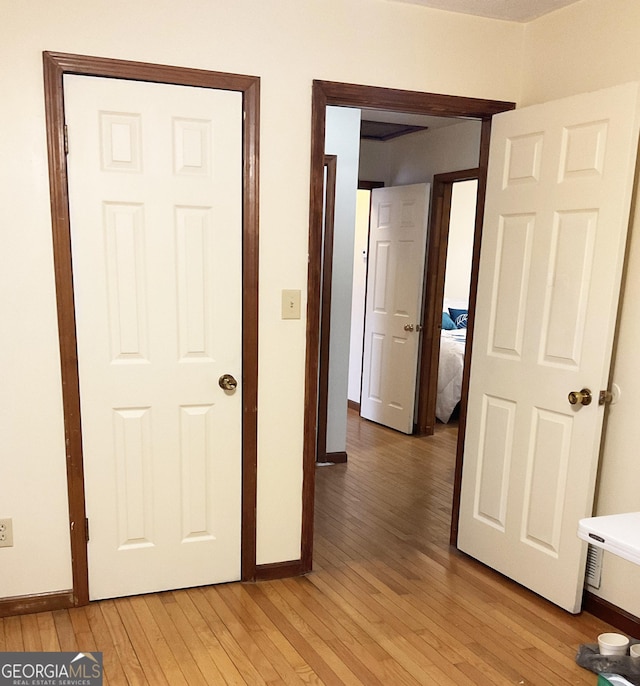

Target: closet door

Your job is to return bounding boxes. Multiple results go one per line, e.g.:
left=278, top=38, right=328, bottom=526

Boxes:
left=65, top=74, right=243, bottom=600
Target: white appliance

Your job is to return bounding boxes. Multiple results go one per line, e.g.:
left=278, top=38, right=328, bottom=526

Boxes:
left=578, top=512, right=640, bottom=566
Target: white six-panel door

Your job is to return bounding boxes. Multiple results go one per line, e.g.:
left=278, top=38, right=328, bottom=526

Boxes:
left=64, top=75, right=243, bottom=600
left=458, top=83, right=640, bottom=613
left=360, top=184, right=430, bottom=434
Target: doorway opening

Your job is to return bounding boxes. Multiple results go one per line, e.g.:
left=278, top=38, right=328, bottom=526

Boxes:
left=302, top=80, right=515, bottom=571
left=348, top=172, right=479, bottom=430
left=422, top=170, right=479, bottom=435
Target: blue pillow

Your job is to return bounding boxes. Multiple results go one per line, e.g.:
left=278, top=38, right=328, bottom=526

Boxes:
left=449, top=308, right=468, bottom=329
left=442, top=311, right=456, bottom=330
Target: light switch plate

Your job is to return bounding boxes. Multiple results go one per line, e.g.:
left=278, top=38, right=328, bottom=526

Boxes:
left=282, top=289, right=301, bottom=320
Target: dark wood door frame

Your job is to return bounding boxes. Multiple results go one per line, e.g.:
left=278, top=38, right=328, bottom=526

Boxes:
left=43, top=51, right=260, bottom=606
left=416, top=168, right=480, bottom=437
left=316, top=155, right=337, bottom=464
left=302, top=80, right=515, bottom=571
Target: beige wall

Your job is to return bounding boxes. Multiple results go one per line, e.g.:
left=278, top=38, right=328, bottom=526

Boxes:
left=444, top=179, right=477, bottom=304
left=0, top=0, right=523, bottom=598
left=522, top=0, right=640, bottom=107
left=523, top=0, right=640, bottom=618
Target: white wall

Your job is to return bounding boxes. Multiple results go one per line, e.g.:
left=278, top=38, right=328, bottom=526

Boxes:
left=522, top=0, right=640, bottom=618
left=388, top=121, right=482, bottom=186
left=360, top=120, right=482, bottom=187
left=0, top=0, right=525, bottom=599
left=324, top=107, right=361, bottom=455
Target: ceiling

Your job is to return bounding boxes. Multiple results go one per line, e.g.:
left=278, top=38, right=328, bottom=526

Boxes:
left=387, top=0, right=582, bottom=22
left=363, top=109, right=464, bottom=129
left=360, top=120, right=429, bottom=141
left=360, top=108, right=468, bottom=139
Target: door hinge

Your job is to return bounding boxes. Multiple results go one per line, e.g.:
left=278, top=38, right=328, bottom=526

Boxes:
left=64, top=125, right=69, bottom=155
left=85, top=517, right=89, bottom=542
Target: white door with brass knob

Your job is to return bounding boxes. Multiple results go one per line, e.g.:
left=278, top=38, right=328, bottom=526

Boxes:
left=458, top=82, right=640, bottom=613
left=360, top=183, right=430, bottom=434
left=65, top=75, right=243, bottom=600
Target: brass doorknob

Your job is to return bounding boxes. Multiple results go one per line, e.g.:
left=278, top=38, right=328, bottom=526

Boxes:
left=568, top=388, right=592, bottom=406
left=218, top=374, right=238, bottom=391
left=404, top=324, right=414, bottom=332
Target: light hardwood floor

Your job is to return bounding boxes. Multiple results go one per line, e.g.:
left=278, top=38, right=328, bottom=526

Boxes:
left=1, top=410, right=611, bottom=684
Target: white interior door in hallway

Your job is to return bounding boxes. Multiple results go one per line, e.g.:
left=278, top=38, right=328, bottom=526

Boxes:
left=458, top=82, right=640, bottom=613
left=64, top=74, right=243, bottom=600
left=360, top=183, right=430, bottom=434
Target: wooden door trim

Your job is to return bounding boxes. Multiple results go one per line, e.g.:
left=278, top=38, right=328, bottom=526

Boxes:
left=316, top=155, right=337, bottom=464
left=42, top=51, right=260, bottom=605
left=303, top=80, right=514, bottom=572
left=416, top=168, right=480, bottom=436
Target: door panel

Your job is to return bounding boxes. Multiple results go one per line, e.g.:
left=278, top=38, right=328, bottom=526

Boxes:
left=458, top=82, right=640, bottom=612
left=64, top=74, right=243, bottom=600
left=360, top=184, right=430, bottom=434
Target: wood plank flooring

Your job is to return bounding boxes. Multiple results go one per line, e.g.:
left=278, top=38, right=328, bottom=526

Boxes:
left=1, top=410, right=611, bottom=684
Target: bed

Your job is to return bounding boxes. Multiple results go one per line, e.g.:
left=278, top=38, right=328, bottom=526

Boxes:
left=435, top=307, right=467, bottom=423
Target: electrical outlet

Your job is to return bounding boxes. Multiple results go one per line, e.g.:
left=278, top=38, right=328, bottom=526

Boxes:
left=0, top=518, right=13, bottom=548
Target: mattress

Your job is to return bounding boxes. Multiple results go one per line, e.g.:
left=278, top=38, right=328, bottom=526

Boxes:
left=436, top=328, right=466, bottom=423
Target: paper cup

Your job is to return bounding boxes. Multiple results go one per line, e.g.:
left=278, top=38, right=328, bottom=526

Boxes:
left=598, top=632, right=629, bottom=656
left=630, top=644, right=640, bottom=658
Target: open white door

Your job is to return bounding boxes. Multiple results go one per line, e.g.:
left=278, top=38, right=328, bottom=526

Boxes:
left=458, top=83, right=640, bottom=612
left=361, top=184, right=430, bottom=434
left=65, top=75, right=243, bottom=600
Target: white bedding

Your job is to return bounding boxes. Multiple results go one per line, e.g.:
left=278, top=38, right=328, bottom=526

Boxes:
left=436, top=328, right=466, bottom=423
